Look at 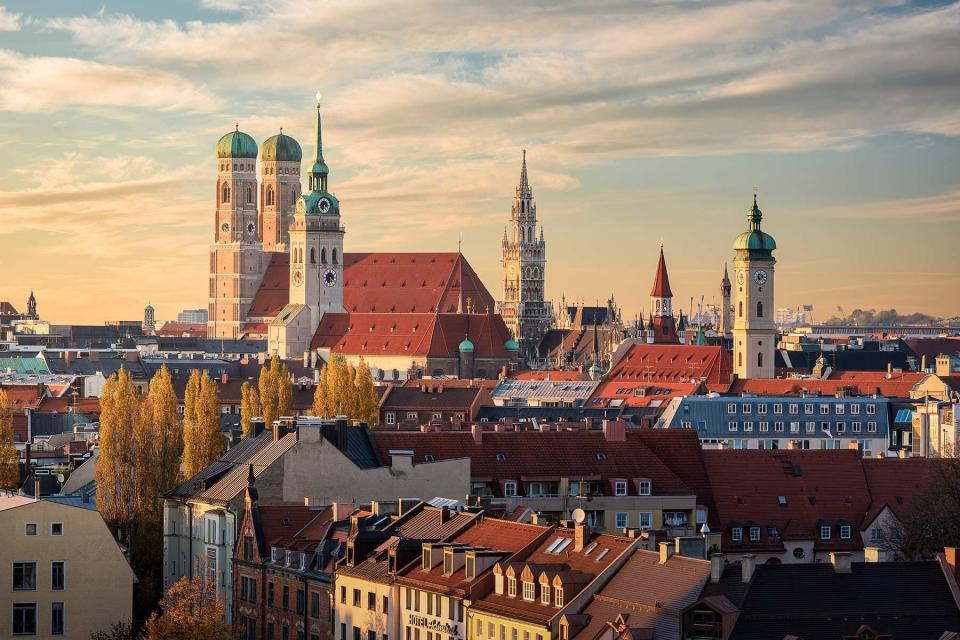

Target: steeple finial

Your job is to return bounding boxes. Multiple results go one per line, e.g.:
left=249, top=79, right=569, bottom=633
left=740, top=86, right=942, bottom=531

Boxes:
left=748, top=193, right=762, bottom=230
left=518, top=149, right=531, bottom=198
left=309, top=93, right=329, bottom=192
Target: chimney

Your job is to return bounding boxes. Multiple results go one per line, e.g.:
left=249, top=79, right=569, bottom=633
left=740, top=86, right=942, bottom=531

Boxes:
left=313, top=368, right=320, bottom=384
left=439, top=506, right=452, bottom=524
left=741, top=554, right=755, bottom=583
left=602, top=419, right=626, bottom=442
left=124, top=350, right=138, bottom=362
left=220, top=372, right=229, bottom=385
left=252, top=418, right=265, bottom=437
left=936, top=355, right=952, bottom=378
left=63, top=351, right=73, bottom=367
left=34, top=477, right=41, bottom=500
left=710, top=553, right=725, bottom=583
left=273, top=421, right=285, bottom=442
left=864, top=547, right=881, bottom=563
left=659, top=541, right=673, bottom=564
left=921, top=355, right=927, bottom=372
left=829, top=551, right=852, bottom=573
left=945, top=547, right=960, bottom=584
left=303, top=351, right=310, bottom=368
left=89, top=350, right=99, bottom=363
left=886, top=362, right=893, bottom=379
left=574, top=522, right=587, bottom=552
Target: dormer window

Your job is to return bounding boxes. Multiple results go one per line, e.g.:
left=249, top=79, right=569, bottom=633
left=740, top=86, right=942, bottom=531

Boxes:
left=465, top=555, right=476, bottom=580
left=555, top=586, right=564, bottom=607
left=422, top=547, right=431, bottom=571
left=614, top=481, right=627, bottom=496
left=749, top=526, right=761, bottom=542
left=731, top=527, right=743, bottom=542
left=820, top=525, right=832, bottom=540
left=541, top=583, right=551, bottom=605
left=271, top=547, right=281, bottom=562
left=522, top=580, right=535, bottom=601
left=444, top=549, right=453, bottom=575
left=494, top=568, right=504, bottom=595
left=507, top=575, right=517, bottom=597
left=638, top=480, right=651, bottom=496
left=840, top=524, right=852, bottom=540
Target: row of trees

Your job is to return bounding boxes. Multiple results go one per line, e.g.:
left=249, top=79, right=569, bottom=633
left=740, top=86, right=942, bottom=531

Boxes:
left=311, top=354, right=379, bottom=424
left=0, top=389, right=18, bottom=489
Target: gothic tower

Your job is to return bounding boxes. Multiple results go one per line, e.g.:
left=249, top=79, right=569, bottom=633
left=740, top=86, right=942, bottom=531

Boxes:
left=732, top=195, right=777, bottom=378
left=208, top=126, right=262, bottom=339
left=498, top=151, right=551, bottom=362
left=719, top=264, right=732, bottom=340
left=259, top=130, right=302, bottom=252
left=649, top=245, right=679, bottom=344
left=289, top=96, right=345, bottom=331
left=26, top=290, right=37, bottom=320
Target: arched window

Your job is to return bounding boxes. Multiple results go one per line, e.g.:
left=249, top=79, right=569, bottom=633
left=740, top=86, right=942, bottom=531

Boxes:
left=321, top=248, right=327, bottom=264
left=738, top=301, right=743, bottom=317
left=245, top=187, right=252, bottom=204
left=310, top=247, right=316, bottom=264
left=266, top=186, right=274, bottom=207
left=757, top=301, right=763, bottom=318
left=758, top=352, right=763, bottom=368
left=332, top=248, right=338, bottom=264
left=222, top=184, right=230, bottom=203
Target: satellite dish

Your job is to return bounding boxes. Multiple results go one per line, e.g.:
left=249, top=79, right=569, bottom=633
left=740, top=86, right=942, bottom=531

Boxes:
left=56, top=474, right=65, bottom=484
left=572, top=508, right=586, bottom=524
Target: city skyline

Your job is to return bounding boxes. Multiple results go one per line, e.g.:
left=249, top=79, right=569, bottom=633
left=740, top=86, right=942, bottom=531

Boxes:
left=1, top=1, right=959, bottom=324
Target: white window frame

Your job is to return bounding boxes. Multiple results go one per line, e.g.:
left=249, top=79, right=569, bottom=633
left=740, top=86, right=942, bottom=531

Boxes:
left=728, top=421, right=738, bottom=432
left=759, top=421, right=769, bottom=432
left=504, top=481, right=517, bottom=497
left=614, top=512, right=628, bottom=529
left=836, top=404, right=845, bottom=415
left=614, top=481, right=627, bottom=496
left=743, top=422, right=753, bottom=432
left=638, top=512, right=652, bottom=530
left=638, top=480, right=651, bottom=496
left=775, top=421, right=784, bottom=432
left=851, top=404, right=861, bottom=415
left=742, top=404, right=752, bottom=414
left=731, top=527, right=743, bottom=542
left=774, top=403, right=783, bottom=415
left=820, top=404, right=830, bottom=415
left=866, top=404, right=876, bottom=415
left=852, top=422, right=862, bottom=433
left=805, top=421, right=816, bottom=433
left=868, top=422, right=877, bottom=433
left=385, top=412, right=396, bottom=425
left=789, top=404, right=799, bottom=415
left=758, top=404, right=767, bottom=415
left=726, top=403, right=736, bottom=414
left=749, top=527, right=760, bottom=542
left=820, top=525, right=831, bottom=540
left=840, top=525, right=851, bottom=540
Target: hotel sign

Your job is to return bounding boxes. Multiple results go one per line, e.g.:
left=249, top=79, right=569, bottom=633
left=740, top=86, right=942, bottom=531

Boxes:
left=407, top=614, right=459, bottom=636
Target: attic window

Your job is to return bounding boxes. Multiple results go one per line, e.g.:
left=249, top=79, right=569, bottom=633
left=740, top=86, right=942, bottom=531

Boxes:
left=895, top=496, right=904, bottom=504
left=424, top=454, right=435, bottom=462
left=496, top=453, right=506, bottom=461
left=596, top=453, right=607, bottom=461
left=808, top=496, right=816, bottom=505
left=282, top=518, right=290, bottom=527
left=595, top=548, right=610, bottom=561
left=777, top=496, right=787, bottom=506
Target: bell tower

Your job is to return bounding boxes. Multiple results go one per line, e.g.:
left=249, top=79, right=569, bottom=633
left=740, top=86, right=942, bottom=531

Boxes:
left=208, top=125, right=261, bottom=339
left=732, top=195, right=777, bottom=378
left=648, top=245, right=679, bottom=344
left=259, top=130, right=302, bottom=253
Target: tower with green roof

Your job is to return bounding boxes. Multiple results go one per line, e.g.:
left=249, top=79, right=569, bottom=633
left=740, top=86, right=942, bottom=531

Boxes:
left=732, top=195, right=777, bottom=379
left=260, top=130, right=302, bottom=252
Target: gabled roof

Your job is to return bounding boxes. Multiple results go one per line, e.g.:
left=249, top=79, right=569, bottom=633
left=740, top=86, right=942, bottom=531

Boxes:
left=587, top=380, right=700, bottom=409
left=729, top=373, right=920, bottom=398
left=606, top=343, right=732, bottom=385
left=380, top=384, right=489, bottom=411
left=861, top=457, right=935, bottom=527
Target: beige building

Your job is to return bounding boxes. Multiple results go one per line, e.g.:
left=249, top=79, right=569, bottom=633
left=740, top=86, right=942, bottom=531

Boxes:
left=732, top=195, right=777, bottom=379
left=1, top=494, right=135, bottom=638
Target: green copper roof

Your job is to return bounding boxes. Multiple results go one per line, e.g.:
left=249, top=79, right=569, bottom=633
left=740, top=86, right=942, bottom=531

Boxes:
left=216, top=128, right=258, bottom=159
left=300, top=190, right=340, bottom=216
left=504, top=338, right=520, bottom=351
left=261, top=132, right=302, bottom=162
left=459, top=337, right=475, bottom=353
left=734, top=195, right=776, bottom=253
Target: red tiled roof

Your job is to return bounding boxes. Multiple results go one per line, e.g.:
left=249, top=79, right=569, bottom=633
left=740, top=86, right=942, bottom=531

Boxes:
left=508, top=370, right=585, bottom=382
left=728, top=375, right=919, bottom=398
left=371, top=430, right=694, bottom=497
left=650, top=246, right=673, bottom=298
left=156, top=322, right=206, bottom=337
left=248, top=251, right=496, bottom=320
left=36, top=396, right=100, bottom=414
left=380, top=384, right=490, bottom=411
left=903, top=337, right=960, bottom=360
left=702, top=449, right=872, bottom=552
left=861, top=458, right=934, bottom=527
left=0, top=301, right=19, bottom=315
left=606, top=344, right=732, bottom=386
left=587, top=380, right=700, bottom=409
left=402, top=378, right=499, bottom=390
left=310, top=312, right=511, bottom=358
left=633, top=430, right=717, bottom=526
left=0, top=386, right=44, bottom=410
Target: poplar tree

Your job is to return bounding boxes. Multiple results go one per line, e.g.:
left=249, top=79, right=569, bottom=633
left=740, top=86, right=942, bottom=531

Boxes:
left=258, top=356, right=280, bottom=427
left=331, top=354, right=354, bottom=416
left=240, top=381, right=259, bottom=439
left=354, top=359, right=380, bottom=425
left=312, top=364, right=332, bottom=417
left=95, top=368, right=140, bottom=540
left=134, top=366, right=182, bottom=522
left=181, top=369, right=202, bottom=478
left=276, top=360, right=293, bottom=419
left=0, top=389, right=19, bottom=490
left=184, top=372, right=223, bottom=478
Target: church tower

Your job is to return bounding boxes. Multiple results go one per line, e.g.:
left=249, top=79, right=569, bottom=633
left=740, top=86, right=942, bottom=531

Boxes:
left=208, top=126, right=262, bottom=339
left=26, top=291, right=37, bottom=320
left=259, top=130, right=302, bottom=252
left=269, top=96, right=345, bottom=358
left=719, top=264, right=732, bottom=340
left=732, top=195, right=777, bottom=378
left=648, top=245, right=679, bottom=344
left=498, top=151, right=550, bottom=363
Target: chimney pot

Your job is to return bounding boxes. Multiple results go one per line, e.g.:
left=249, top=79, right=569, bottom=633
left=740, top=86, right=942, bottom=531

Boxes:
left=830, top=551, right=852, bottom=573
left=710, top=553, right=725, bottom=583
left=659, top=541, right=673, bottom=564
left=741, top=554, right=756, bottom=583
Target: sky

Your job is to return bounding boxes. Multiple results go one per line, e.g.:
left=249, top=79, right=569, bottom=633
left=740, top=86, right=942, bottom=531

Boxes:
left=0, top=0, right=958, bottom=325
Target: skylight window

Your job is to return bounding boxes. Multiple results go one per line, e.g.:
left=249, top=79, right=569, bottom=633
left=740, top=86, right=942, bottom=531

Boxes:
left=595, top=548, right=610, bottom=561
left=545, top=537, right=565, bottom=553
left=777, top=496, right=787, bottom=506
left=583, top=542, right=598, bottom=556
left=596, top=453, right=607, bottom=461
left=496, top=453, right=506, bottom=461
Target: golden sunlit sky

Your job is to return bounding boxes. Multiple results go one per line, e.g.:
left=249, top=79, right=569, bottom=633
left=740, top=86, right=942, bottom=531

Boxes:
left=1, top=0, right=958, bottom=325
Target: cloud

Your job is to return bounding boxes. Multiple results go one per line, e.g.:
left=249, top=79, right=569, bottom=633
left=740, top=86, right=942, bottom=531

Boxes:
left=0, top=6, right=21, bottom=31
left=0, top=49, right=218, bottom=113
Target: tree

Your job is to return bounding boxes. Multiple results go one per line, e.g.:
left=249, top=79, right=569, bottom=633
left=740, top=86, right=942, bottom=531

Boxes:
left=134, top=366, right=182, bottom=522
left=330, top=354, right=354, bottom=417
left=312, top=364, right=332, bottom=418
left=276, top=360, right=293, bottom=419
left=240, top=381, right=259, bottom=439
left=354, top=359, right=380, bottom=425
left=181, top=369, right=202, bottom=477
left=258, top=355, right=280, bottom=427
left=95, top=368, right=140, bottom=541
left=182, top=371, right=223, bottom=478
left=0, top=389, right=19, bottom=489
left=89, top=620, right=135, bottom=640
left=140, top=575, right=230, bottom=640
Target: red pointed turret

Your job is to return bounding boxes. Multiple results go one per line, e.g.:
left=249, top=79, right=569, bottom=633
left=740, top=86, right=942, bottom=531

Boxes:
left=650, top=244, right=673, bottom=297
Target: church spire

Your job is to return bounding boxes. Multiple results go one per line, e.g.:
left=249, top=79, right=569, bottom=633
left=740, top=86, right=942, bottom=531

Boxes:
left=518, top=149, right=531, bottom=198
left=650, top=244, right=673, bottom=298
left=308, top=92, right=329, bottom=192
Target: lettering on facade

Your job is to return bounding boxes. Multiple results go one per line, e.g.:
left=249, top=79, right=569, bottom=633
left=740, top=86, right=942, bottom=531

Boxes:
left=407, top=614, right=459, bottom=636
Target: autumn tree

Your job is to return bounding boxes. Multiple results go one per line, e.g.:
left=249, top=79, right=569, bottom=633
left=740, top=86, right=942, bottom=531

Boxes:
left=330, top=354, right=354, bottom=416
left=276, top=360, right=293, bottom=419
left=0, top=389, right=19, bottom=490
left=140, top=575, right=230, bottom=640
left=240, top=381, right=259, bottom=439
left=96, top=368, right=140, bottom=541
left=134, top=366, right=182, bottom=522
left=182, top=371, right=223, bottom=478
left=354, top=359, right=380, bottom=425
left=258, top=355, right=280, bottom=427
left=312, top=364, right=332, bottom=417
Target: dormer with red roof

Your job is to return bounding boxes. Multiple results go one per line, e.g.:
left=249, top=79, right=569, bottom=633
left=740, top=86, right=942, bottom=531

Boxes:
left=649, top=246, right=679, bottom=344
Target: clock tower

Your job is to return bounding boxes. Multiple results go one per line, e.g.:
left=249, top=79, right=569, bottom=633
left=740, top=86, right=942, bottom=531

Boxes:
left=732, top=195, right=777, bottom=379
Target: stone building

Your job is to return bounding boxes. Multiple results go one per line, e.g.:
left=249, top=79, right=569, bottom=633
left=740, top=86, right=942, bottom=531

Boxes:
left=732, top=195, right=777, bottom=379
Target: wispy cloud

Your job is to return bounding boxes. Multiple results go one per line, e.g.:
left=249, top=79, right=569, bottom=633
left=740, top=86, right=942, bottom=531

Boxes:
left=0, top=6, right=21, bottom=31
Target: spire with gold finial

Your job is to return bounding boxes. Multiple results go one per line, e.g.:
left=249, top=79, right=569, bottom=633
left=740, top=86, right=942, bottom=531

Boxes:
left=308, top=91, right=329, bottom=192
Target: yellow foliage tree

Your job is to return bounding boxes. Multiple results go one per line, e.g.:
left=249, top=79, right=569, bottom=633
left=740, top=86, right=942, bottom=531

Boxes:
left=134, top=366, right=182, bottom=522
left=258, top=355, right=281, bottom=427
left=276, top=360, right=293, bottom=419
left=181, top=369, right=202, bottom=478
left=182, top=371, right=223, bottom=478
left=240, top=381, right=259, bottom=439
left=0, top=389, right=19, bottom=490
left=312, top=364, right=332, bottom=417
left=331, top=354, right=354, bottom=417
left=140, top=575, right=230, bottom=640
left=354, top=359, right=380, bottom=425
left=95, top=368, right=140, bottom=539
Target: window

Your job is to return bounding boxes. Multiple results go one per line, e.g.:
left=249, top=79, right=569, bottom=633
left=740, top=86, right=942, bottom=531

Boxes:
left=805, top=421, right=816, bottom=433
left=555, top=586, right=564, bottom=607
left=803, top=403, right=813, bottom=414
left=638, top=480, right=651, bottom=495
left=507, top=576, right=516, bottom=597
left=407, top=412, right=417, bottom=421
left=758, top=352, right=763, bottom=368
left=504, top=481, right=517, bottom=497
left=268, top=582, right=275, bottom=606
left=726, top=403, right=736, bottom=414
left=866, top=404, right=876, bottom=415
left=731, top=527, right=743, bottom=542
left=868, top=422, right=877, bottom=433
left=840, top=525, right=852, bottom=540
left=25, top=523, right=36, bottom=536
left=297, top=588, right=305, bottom=615
left=353, top=588, right=361, bottom=607
left=614, top=481, right=627, bottom=496
left=385, top=412, right=396, bottom=425
left=738, top=301, right=743, bottom=317
left=789, top=404, right=799, bottom=415
left=615, top=513, right=628, bottom=528
left=837, top=422, right=846, bottom=433
left=836, top=404, right=845, bottom=415
left=749, top=527, right=761, bottom=541
left=774, top=421, right=784, bottom=432
left=774, top=403, right=783, bottom=414
left=820, top=525, right=831, bottom=540
left=852, top=422, right=862, bottom=433
left=340, top=585, right=346, bottom=604
left=728, top=421, right=738, bottom=432
left=368, top=591, right=376, bottom=611
left=222, top=184, right=231, bottom=203
left=820, top=404, right=830, bottom=415
left=383, top=595, right=389, bottom=614
left=790, top=421, right=800, bottom=433
left=240, top=576, right=257, bottom=603
left=758, top=404, right=768, bottom=415
left=13, top=603, right=36, bottom=635
left=51, top=522, right=63, bottom=536
left=851, top=404, right=861, bottom=415
left=696, top=508, right=707, bottom=524
left=51, top=602, right=64, bottom=636
left=541, top=584, right=551, bottom=605
left=243, top=537, right=253, bottom=561
left=871, top=528, right=885, bottom=543
left=283, top=585, right=289, bottom=610
left=757, top=301, right=763, bottom=317
left=52, top=561, right=64, bottom=590
left=742, top=404, right=752, bottom=414
left=13, top=562, right=36, bottom=590
left=743, top=422, right=753, bottom=432
left=522, top=580, right=535, bottom=601
left=638, top=512, right=652, bottom=529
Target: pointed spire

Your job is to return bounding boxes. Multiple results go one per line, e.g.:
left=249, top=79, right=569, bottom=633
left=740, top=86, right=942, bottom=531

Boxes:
left=748, top=193, right=762, bottom=230
left=309, top=93, right=329, bottom=192
left=650, top=244, right=673, bottom=297
left=695, top=323, right=706, bottom=346
left=516, top=149, right=532, bottom=200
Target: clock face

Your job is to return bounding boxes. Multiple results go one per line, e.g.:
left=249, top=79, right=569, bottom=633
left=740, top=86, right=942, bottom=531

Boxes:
left=246, top=222, right=256, bottom=235
left=220, top=221, right=230, bottom=234
left=318, top=197, right=331, bottom=214
left=292, top=269, right=304, bottom=287
left=737, top=271, right=745, bottom=285
left=323, top=269, right=337, bottom=287
left=754, top=269, right=768, bottom=285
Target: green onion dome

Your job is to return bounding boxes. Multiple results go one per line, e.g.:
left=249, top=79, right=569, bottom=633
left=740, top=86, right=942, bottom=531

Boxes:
left=459, top=337, right=475, bottom=353
left=261, top=132, right=302, bottom=162
left=504, top=338, right=520, bottom=352
left=216, top=128, right=258, bottom=159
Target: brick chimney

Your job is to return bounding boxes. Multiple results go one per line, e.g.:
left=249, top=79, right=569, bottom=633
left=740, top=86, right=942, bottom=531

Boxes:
left=220, top=372, right=229, bottom=385
left=471, top=424, right=482, bottom=444
left=602, top=419, right=626, bottom=442
left=710, top=553, right=725, bottom=583
left=741, top=554, right=756, bottom=583
left=659, top=541, right=673, bottom=564
left=574, top=522, right=587, bottom=552
left=936, top=355, right=952, bottom=378
left=829, top=551, right=852, bottom=573
left=944, top=547, right=959, bottom=584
